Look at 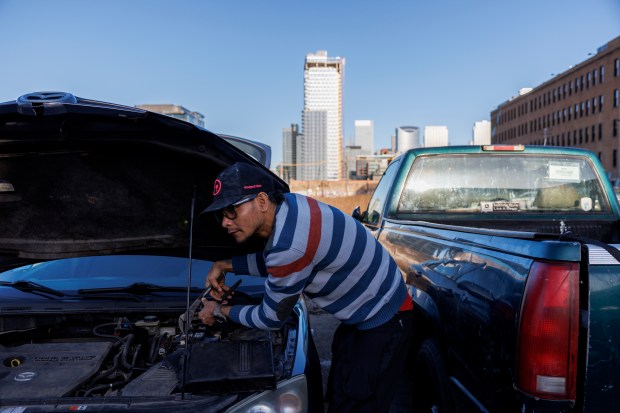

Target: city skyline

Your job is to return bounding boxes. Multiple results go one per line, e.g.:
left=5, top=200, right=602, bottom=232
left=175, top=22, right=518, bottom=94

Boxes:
left=0, top=1, right=618, bottom=168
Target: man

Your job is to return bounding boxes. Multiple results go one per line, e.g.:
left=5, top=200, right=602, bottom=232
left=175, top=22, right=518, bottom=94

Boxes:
left=198, top=162, right=413, bottom=413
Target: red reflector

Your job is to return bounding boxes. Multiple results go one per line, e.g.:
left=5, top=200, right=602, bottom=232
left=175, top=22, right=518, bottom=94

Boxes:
left=517, top=261, right=579, bottom=400
left=482, top=145, right=525, bottom=151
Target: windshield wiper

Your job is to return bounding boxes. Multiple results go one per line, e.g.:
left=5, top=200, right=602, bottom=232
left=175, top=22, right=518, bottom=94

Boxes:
left=0, top=280, right=65, bottom=297
left=78, top=282, right=203, bottom=295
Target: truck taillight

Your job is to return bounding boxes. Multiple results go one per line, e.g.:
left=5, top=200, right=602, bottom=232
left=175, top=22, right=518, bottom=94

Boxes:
left=517, top=261, right=579, bottom=400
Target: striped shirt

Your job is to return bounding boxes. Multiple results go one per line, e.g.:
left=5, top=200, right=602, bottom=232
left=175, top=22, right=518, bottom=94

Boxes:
left=229, top=193, right=408, bottom=330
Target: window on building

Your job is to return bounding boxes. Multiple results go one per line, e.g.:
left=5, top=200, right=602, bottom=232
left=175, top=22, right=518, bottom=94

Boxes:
left=587, top=100, right=591, bottom=116
left=573, top=130, right=577, bottom=145
left=594, top=69, right=598, bottom=86
left=569, top=82, right=573, bottom=95
left=600, top=95, right=604, bottom=111
left=598, top=152, right=602, bottom=160
left=585, top=127, right=589, bottom=143
left=587, top=72, right=591, bottom=89
left=599, top=123, right=603, bottom=141
left=593, top=97, right=597, bottom=113
left=581, top=75, right=585, bottom=91
left=592, top=125, right=596, bottom=141
left=614, top=120, right=619, bottom=138
left=615, top=59, right=619, bottom=77
left=579, top=129, right=583, bottom=144
left=614, top=89, right=619, bottom=108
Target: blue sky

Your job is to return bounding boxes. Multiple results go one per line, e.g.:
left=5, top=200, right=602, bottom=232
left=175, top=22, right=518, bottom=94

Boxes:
left=0, top=1, right=618, bottom=167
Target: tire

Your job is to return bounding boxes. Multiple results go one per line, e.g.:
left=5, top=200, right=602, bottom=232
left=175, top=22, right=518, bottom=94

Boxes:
left=411, top=338, right=454, bottom=413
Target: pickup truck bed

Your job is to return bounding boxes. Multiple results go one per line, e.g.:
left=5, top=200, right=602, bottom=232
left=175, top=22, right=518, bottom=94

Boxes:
left=358, top=145, right=620, bottom=413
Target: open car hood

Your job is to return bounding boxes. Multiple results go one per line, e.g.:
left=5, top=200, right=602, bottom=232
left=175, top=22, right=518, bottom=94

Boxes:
left=0, top=92, right=288, bottom=264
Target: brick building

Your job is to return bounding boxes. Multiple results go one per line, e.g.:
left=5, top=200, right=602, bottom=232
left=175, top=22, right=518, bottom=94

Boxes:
left=491, top=36, right=620, bottom=180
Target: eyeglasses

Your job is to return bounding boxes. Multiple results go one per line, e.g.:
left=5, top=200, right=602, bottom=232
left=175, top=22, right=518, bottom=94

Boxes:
left=217, top=194, right=257, bottom=222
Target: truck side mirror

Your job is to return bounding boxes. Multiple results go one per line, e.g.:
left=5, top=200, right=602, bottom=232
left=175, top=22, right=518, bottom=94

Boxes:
left=352, top=206, right=363, bottom=221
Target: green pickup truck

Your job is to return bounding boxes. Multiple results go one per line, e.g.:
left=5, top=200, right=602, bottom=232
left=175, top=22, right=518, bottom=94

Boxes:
left=357, top=145, right=620, bottom=412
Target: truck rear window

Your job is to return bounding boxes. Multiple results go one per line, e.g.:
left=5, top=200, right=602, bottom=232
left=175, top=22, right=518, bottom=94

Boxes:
left=399, top=154, right=610, bottom=214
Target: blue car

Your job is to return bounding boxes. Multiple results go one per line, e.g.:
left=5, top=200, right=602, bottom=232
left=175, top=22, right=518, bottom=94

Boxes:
left=0, top=92, right=322, bottom=413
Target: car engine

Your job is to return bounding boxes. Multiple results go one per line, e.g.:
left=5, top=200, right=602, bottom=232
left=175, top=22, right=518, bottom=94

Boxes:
left=0, top=307, right=298, bottom=400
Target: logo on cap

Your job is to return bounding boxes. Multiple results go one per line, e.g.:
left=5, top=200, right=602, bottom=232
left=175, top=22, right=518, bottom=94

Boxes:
left=213, top=179, right=222, bottom=196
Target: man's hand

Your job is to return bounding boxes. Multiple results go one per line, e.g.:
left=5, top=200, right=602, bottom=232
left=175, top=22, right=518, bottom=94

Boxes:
left=198, top=298, right=230, bottom=325
left=197, top=299, right=218, bottom=326
left=206, top=260, right=233, bottom=301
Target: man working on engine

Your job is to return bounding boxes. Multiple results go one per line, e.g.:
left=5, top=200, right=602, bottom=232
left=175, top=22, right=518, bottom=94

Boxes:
left=198, top=162, right=413, bottom=413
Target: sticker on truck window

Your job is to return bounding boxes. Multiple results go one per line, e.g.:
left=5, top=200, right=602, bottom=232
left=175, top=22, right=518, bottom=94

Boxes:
left=481, top=201, right=520, bottom=212
left=581, top=197, right=593, bottom=211
left=548, top=162, right=580, bottom=181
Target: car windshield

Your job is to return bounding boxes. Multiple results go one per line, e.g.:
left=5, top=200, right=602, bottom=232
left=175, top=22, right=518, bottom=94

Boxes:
left=399, top=154, right=610, bottom=214
left=0, top=255, right=263, bottom=292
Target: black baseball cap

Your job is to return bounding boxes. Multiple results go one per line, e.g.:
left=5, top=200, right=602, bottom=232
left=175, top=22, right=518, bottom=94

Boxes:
left=202, top=162, right=275, bottom=213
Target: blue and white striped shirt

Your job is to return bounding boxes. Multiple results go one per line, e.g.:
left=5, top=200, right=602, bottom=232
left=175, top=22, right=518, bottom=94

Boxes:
left=229, top=193, right=408, bottom=330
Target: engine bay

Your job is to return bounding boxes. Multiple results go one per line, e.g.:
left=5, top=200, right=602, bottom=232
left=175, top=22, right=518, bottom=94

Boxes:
left=0, top=305, right=299, bottom=400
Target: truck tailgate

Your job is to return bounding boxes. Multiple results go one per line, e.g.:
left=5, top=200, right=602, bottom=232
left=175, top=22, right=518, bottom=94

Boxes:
left=584, top=244, right=620, bottom=411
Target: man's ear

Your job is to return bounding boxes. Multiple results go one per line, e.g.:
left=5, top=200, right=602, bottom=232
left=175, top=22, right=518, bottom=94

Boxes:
left=256, top=192, right=270, bottom=212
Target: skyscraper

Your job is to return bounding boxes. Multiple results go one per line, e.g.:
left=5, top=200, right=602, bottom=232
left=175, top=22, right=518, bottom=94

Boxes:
left=396, top=126, right=420, bottom=153
left=472, top=120, right=491, bottom=145
left=299, top=50, right=345, bottom=181
left=282, top=124, right=299, bottom=181
left=424, top=126, right=449, bottom=147
left=354, top=120, right=374, bottom=155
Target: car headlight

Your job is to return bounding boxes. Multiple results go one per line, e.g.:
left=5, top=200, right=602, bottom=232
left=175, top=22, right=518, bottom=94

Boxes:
left=226, top=374, right=308, bottom=413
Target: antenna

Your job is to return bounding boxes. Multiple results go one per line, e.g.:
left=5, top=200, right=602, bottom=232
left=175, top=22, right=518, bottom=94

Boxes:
left=180, top=185, right=197, bottom=397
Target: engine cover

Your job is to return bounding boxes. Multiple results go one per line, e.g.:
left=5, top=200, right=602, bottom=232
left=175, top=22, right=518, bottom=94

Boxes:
left=0, top=342, right=113, bottom=398
left=181, top=340, right=276, bottom=393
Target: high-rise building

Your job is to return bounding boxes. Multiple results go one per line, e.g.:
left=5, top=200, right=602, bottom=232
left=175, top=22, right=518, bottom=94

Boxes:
left=472, top=120, right=492, bottom=145
left=282, top=124, right=299, bottom=181
left=344, top=145, right=363, bottom=178
left=396, top=126, right=420, bottom=153
left=424, top=126, right=449, bottom=147
left=354, top=120, right=374, bottom=155
left=299, top=50, right=345, bottom=181
left=135, top=104, right=205, bottom=127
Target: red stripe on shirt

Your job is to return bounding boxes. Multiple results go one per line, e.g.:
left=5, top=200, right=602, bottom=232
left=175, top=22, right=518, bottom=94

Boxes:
left=399, top=292, right=413, bottom=311
left=268, top=197, right=322, bottom=277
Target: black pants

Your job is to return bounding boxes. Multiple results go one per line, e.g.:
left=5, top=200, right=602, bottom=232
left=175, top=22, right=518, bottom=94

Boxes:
left=326, top=311, right=413, bottom=413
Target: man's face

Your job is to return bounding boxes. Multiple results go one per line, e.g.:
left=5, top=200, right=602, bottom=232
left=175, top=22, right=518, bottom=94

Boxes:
left=220, top=196, right=263, bottom=243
